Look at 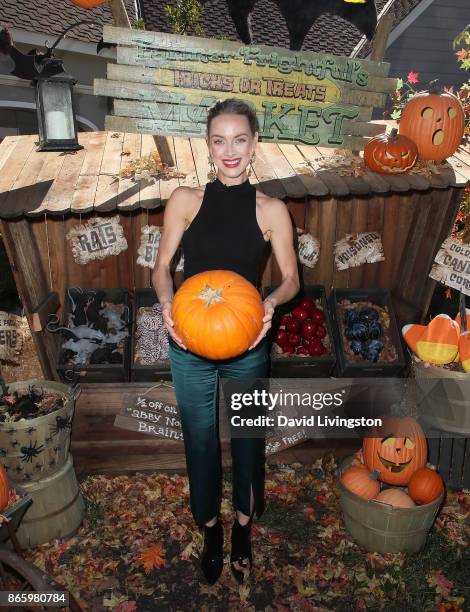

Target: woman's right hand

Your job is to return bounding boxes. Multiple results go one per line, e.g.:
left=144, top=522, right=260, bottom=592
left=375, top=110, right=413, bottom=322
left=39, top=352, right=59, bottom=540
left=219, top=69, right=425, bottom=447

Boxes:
left=161, top=301, right=187, bottom=350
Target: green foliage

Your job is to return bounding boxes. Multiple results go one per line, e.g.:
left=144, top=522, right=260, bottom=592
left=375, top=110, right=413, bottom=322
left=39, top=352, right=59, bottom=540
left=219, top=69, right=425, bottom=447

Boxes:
left=131, top=18, right=146, bottom=30
left=164, top=0, right=205, bottom=36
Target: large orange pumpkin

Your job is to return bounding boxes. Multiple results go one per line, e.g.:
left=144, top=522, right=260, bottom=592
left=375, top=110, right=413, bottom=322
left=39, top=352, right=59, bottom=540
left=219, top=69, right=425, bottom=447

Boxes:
left=363, top=416, right=428, bottom=486
left=0, top=464, right=9, bottom=511
left=171, top=270, right=264, bottom=359
left=364, top=128, right=418, bottom=174
left=341, top=465, right=381, bottom=500
left=399, top=89, right=465, bottom=160
left=408, top=467, right=444, bottom=505
left=374, top=488, right=416, bottom=508
left=71, top=0, right=111, bottom=8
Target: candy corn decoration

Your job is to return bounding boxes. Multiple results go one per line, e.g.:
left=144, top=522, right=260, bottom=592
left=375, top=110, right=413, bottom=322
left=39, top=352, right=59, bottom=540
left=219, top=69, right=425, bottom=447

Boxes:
left=459, top=332, right=470, bottom=373
left=402, top=314, right=460, bottom=364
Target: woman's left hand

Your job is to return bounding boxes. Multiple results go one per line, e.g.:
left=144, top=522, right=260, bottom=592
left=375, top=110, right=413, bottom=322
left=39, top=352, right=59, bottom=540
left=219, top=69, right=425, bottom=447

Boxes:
left=249, top=298, right=275, bottom=350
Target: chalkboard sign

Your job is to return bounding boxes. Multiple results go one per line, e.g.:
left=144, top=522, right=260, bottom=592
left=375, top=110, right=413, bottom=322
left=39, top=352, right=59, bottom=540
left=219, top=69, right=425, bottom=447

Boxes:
left=95, top=26, right=397, bottom=150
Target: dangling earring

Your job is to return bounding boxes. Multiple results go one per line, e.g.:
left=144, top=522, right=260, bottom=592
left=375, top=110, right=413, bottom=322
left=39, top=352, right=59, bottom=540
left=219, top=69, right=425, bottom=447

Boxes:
left=207, top=156, right=217, bottom=182
left=247, top=152, right=256, bottom=178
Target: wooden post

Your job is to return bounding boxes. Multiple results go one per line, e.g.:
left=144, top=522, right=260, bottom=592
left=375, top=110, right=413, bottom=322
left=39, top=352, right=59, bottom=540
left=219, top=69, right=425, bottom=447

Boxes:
left=109, top=0, right=131, bottom=28
left=370, top=12, right=394, bottom=63
left=107, top=1, right=175, bottom=166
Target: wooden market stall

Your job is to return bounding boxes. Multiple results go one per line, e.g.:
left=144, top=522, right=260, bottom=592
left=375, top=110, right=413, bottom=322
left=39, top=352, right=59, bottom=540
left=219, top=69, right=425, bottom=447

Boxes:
left=0, top=128, right=469, bottom=473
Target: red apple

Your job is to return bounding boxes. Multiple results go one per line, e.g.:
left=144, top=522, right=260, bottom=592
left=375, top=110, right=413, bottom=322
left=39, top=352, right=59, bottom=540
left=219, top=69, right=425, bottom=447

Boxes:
left=315, top=325, right=327, bottom=339
left=280, top=314, right=291, bottom=326
left=311, top=309, right=326, bottom=324
left=299, top=298, right=316, bottom=312
left=286, top=319, right=301, bottom=333
left=308, top=339, right=325, bottom=356
left=288, top=332, right=301, bottom=346
left=301, top=320, right=317, bottom=339
left=275, top=330, right=289, bottom=346
left=291, top=306, right=309, bottom=321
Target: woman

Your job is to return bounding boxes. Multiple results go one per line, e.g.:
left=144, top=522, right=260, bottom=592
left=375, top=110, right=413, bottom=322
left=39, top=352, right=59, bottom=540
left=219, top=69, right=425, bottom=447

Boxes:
left=152, top=98, right=299, bottom=585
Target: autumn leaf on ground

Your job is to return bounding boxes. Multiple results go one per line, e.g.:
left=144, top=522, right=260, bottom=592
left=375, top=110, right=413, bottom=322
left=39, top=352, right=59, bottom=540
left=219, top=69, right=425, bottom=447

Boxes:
left=428, top=570, right=453, bottom=598
left=137, top=543, right=165, bottom=573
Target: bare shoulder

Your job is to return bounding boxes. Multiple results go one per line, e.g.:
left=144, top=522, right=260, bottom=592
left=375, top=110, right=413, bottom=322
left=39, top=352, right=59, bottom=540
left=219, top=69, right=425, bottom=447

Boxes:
left=255, top=190, right=288, bottom=217
left=167, top=184, right=204, bottom=213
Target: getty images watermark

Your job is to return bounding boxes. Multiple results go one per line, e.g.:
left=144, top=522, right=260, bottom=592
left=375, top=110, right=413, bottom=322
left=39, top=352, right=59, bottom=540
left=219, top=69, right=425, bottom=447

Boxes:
left=229, top=387, right=383, bottom=429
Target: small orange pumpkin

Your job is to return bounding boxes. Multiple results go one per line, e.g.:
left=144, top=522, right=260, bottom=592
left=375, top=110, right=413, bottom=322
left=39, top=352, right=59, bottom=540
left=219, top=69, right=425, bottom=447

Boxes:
left=408, top=467, right=444, bottom=505
left=171, top=270, right=264, bottom=360
left=364, top=128, right=418, bottom=174
left=341, top=465, right=380, bottom=499
left=399, top=88, right=465, bottom=160
left=374, top=488, right=416, bottom=508
left=363, top=416, right=428, bottom=486
left=0, top=464, right=9, bottom=511
left=71, top=0, right=111, bottom=8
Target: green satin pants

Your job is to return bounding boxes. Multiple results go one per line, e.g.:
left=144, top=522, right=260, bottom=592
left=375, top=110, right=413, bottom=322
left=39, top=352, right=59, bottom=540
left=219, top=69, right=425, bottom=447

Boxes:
left=169, top=338, right=268, bottom=527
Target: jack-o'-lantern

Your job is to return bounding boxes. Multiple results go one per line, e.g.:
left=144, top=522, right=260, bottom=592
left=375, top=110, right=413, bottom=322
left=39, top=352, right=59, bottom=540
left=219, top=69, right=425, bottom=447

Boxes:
left=364, top=128, right=418, bottom=174
left=399, top=88, right=465, bottom=160
left=363, top=416, right=427, bottom=485
left=71, top=0, right=111, bottom=8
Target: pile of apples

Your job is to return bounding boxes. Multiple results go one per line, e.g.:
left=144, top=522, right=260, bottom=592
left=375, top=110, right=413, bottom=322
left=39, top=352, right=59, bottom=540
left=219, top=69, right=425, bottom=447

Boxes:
left=273, top=297, right=328, bottom=356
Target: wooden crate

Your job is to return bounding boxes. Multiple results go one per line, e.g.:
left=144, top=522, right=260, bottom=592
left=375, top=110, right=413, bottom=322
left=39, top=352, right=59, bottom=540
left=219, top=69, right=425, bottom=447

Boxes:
left=419, top=422, right=470, bottom=491
left=329, top=288, right=406, bottom=377
left=57, top=288, right=131, bottom=383
left=131, top=288, right=172, bottom=382
left=264, top=285, right=336, bottom=377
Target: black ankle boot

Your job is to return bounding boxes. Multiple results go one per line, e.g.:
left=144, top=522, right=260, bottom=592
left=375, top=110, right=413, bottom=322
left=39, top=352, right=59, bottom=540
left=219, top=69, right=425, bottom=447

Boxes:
left=201, top=519, right=224, bottom=584
left=230, top=517, right=253, bottom=584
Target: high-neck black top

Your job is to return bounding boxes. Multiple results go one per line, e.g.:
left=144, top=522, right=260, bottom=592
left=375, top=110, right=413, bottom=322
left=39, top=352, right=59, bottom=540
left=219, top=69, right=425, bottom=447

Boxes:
left=182, top=177, right=267, bottom=286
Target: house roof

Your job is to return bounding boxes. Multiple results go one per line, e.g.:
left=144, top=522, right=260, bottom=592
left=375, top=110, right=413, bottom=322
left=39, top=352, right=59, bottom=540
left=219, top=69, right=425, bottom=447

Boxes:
left=0, top=0, right=137, bottom=45
left=141, top=0, right=424, bottom=59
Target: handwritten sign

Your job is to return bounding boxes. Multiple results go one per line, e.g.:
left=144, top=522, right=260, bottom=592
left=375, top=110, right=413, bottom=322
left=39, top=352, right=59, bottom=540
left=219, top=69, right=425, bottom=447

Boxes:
left=95, top=26, right=396, bottom=149
left=334, top=232, right=385, bottom=270
left=136, top=225, right=184, bottom=271
left=0, top=311, right=23, bottom=364
left=429, top=237, right=470, bottom=296
left=297, top=229, right=320, bottom=269
left=114, top=388, right=184, bottom=442
left=66, top=216, right=128, bottom=264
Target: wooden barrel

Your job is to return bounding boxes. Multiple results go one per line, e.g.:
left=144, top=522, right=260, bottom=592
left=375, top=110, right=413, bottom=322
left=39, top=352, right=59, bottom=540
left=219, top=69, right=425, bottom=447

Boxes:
left=0, top=380, right=77, bottom=483
left=16, top=455, right=84, bottom=549
left=412, top=358, right=470, bottom=434
left=338, top=456, right=443, bottom=554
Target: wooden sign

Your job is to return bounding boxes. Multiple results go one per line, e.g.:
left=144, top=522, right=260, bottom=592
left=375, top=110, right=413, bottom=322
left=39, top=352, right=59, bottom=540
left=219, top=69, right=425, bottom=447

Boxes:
left=0, top=311, right=23, bottom=364
left=297, top=229, right=320, bottom=269
left=95, top=26, right=396, bottom=149
left=66, top=216, right=128, bottom=264
left=429, top=237, right=470, bottom=296
left=334, top=231, right=385, bottom=270
left=136, top=225, right=184, bottom=271
left=114, top=387, right=184, bottom=442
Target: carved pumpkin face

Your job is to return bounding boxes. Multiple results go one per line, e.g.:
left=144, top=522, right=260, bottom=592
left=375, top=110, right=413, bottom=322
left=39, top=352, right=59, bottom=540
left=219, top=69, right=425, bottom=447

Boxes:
left=364, top=129, right=418, bottom=174
left=363, top=416, right=427, bottom=485
left=399, top=91, right=465, bottom=160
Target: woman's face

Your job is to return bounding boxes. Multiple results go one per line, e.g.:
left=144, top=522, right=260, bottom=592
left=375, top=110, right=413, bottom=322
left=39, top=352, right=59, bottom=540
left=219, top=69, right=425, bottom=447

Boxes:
left=207, top=113, right=258, bottom=181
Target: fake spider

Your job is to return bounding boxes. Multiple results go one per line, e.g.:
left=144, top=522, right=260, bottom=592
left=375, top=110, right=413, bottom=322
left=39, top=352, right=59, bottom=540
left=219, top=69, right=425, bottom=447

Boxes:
left=20, top=440, right=45, bottom=463
left=50, top=416, right=71, bottom=437
left=26, top=426, right=37, bottom=435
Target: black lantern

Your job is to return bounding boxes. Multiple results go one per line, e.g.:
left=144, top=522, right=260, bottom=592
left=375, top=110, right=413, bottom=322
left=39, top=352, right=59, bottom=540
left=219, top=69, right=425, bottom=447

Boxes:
left=34, top=70, right=83, bottom=152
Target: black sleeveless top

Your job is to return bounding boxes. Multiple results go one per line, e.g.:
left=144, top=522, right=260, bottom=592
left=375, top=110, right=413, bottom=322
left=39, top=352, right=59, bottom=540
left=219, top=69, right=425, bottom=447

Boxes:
left=182, top=177, right=266, bottom=286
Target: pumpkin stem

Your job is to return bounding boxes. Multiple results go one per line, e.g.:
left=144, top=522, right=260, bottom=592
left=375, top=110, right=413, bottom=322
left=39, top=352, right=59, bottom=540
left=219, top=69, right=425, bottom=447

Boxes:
left=428, top=79, right=440, bottom=94
left=198, top=284, right=225, bottom=307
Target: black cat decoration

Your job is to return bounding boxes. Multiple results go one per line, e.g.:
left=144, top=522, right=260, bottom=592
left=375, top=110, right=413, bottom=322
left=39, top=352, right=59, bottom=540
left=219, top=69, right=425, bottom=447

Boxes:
left=200, top=0, right=378, bottom=51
